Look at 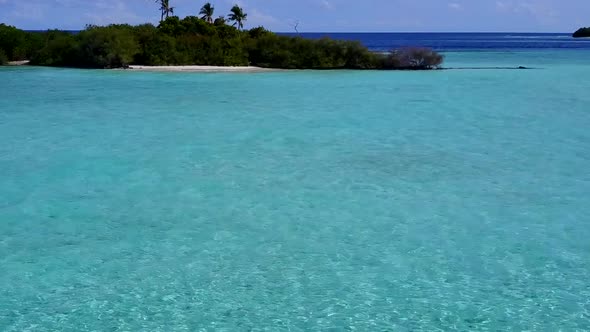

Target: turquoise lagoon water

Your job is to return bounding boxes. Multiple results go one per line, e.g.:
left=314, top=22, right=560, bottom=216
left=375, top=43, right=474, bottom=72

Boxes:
left=1, top=51, right=590, bottom=331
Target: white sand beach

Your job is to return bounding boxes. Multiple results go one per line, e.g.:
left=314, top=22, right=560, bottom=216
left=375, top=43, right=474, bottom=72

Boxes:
left=127, top=65, right=277, bottom=72
left=7, top=60, right=31, bottom=66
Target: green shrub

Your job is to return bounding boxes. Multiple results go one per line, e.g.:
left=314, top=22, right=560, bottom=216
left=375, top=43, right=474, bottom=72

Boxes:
left=342, top=41, right=378, bottom=69
left=248, top=26, right=271, bottom=39
left=181, top=16, right=217, bottom=36
left=158, top=16, right=184, bottom=35
left=0, top=24, right=45, bottom=61
left=0, top=24, right=26, bottom=60
left=0, top=49, right=7, bottom=65
left=388, top=47, right=444, bottom=69
left=248, top=34, right=380, bottom=69
left=214, top=16, right=227, bottom=26
left=77, top=25, right=140, bottom=68
left=134, top=24, right=176, bottom=65
left=30, top=31, right=79, bottom=66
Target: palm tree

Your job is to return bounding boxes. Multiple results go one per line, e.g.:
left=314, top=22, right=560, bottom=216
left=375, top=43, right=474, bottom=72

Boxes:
left=156, top=0, right=175, bottom=22
left=227, top=5, right=247, bottom=30
left=200, top=3, right=215, bottom=24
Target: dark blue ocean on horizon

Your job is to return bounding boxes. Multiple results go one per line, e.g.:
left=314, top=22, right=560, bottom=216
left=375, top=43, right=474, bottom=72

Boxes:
left=279, top=32, right=589, bottom=51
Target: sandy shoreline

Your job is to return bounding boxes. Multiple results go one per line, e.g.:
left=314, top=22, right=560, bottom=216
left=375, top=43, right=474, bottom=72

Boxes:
left=126, top=65, right=277, bottom=72
left=7, top=60, right=31, bottom=66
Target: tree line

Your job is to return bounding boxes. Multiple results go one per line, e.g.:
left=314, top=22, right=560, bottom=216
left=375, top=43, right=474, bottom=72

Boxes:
left=0, top=3, right=443, bottom=70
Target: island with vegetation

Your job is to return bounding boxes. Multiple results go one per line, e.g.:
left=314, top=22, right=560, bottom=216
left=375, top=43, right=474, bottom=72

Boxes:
left=572, top=27, right=590, bottom=38
left=0, top=1, right=443, bottom=70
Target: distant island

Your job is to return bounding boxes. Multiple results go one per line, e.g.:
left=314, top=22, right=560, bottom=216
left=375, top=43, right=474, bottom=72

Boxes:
left=573, top=27, right=590, bottom=38
left=0, top=2, right=443, bottom=70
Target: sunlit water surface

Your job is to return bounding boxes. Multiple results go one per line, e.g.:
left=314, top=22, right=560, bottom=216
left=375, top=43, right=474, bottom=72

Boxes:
left=1, top=49, right=589, bottom=330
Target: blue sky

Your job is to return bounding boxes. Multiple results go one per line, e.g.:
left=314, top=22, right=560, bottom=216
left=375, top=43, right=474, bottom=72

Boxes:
left=0, top=0, right=587, bottom=32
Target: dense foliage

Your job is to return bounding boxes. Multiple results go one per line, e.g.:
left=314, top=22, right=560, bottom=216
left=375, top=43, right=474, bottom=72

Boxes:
left=0, top=18, right=443, bottom=69
left=0, top=23, right=44, bottom=62
left=0, top=49, right=7, bottom=65
left=573, top=27, right=590, bottom=38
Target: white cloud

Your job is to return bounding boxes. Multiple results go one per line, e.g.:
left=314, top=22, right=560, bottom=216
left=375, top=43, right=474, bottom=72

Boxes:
left=248, top=8, right=279, bottom=27
left=448, top=3, right=462, bottom=10
left=495, top=1, right=508, bottom=10
left=495, top=0, right=558, bottom=25
left=223, top=0, right=245, bottom=8
left=217, top=0, right=279, bottom=28
left=84, top=0, right=141, bottom=25
left=320, top=0, right=334, bottom=10
left=9, top=2, right=46, bottom=20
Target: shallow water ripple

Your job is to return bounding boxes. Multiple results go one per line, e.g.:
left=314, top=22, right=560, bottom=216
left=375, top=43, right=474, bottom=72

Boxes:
left=1, top=56, right=590, bottom=330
